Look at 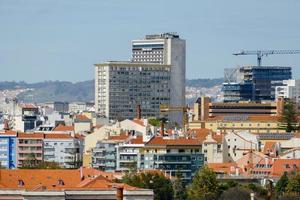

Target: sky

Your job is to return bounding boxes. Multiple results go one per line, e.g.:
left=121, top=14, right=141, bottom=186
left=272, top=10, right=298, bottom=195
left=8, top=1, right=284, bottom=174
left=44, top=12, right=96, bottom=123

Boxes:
left=1, top=0, right=300, bottom=83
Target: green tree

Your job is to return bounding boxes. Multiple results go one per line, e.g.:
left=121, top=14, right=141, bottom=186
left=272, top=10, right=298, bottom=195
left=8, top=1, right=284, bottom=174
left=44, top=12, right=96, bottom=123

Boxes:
left=286, top=172, right=300, bottom=195
left=148, top=118, right=161, bottom=127
left=35, top=161, right=62, bottom=169
left=187, top=166, right=219, bottom=200
left=173, top=171, right=187, bottom=200
left=122, top=172, right=173, bottom=200
left=21, top=153, right=39, bottom=168
left=281, top=100, right=299, bottom=132
left=219, top=187, right=252, bottom=200
left=276, top=172, right=289, bottom=196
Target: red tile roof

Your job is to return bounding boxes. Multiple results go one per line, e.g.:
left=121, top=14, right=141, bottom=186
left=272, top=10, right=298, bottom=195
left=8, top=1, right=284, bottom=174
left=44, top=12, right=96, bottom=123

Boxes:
left=75, top=133, right=85, bottom=140
left=75, top=115, right=91, bottom=122
left=53, top=124, right=74, bottom=132
left=44, top=134, right=73, bottom=139
left=0, top=168, right=138, bottom=191
left=208, top=163, right=239, bottom=175
left=0, top=130, right=17, bottom=136
left=146, top=136, right=201, bottom=146
left=189, top=128, right=222, bottom=143
left=21, top=104, right=38, bottom=109
left=271, top=159, right=300, bottom=177
left=129, top=136, right=144, bottom=144
left=17, top=132, right=44, bottom=139
left=263, top=142, right=277, bottom=155
left=108, top=133, right=130, bottom=141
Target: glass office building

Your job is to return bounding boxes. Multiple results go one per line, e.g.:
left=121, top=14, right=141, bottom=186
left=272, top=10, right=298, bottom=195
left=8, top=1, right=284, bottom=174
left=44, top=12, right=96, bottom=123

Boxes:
left=223, top=66, right=292, bottom=102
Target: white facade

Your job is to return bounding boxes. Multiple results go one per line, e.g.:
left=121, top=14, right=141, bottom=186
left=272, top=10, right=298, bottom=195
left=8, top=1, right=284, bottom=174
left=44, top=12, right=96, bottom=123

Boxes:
left=275, top=79, right=300, bottom=103
left=132, top=33, right=186, bottom=125
left=95, top=62, right=171, bottom=120
left=117, top=142, right=144, bottom=171
left=202, top=134, right=224, bottom=163
left=224, top=131, right=260, bottom=162
left=44, top=137, right=83, bottom=168
left=69, top=102, right=87, bottom=113
left=280, top=148, right=300, bottom=159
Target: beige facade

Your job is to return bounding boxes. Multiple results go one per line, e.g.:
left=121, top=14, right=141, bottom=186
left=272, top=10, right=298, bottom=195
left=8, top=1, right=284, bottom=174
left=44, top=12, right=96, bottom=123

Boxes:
left=202, top=134, right=224, bottom=163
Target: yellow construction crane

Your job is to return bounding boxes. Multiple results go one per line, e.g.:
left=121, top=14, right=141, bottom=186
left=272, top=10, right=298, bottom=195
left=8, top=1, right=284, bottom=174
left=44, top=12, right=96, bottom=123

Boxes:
left=159, top=104, right=189, bottom=133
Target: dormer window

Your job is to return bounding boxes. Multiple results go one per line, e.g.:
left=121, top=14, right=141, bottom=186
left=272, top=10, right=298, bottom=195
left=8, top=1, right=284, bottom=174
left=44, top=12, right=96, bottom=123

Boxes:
left=58, top=179, right=64, bottom=186
left=18, top=180, right=24, bottom=187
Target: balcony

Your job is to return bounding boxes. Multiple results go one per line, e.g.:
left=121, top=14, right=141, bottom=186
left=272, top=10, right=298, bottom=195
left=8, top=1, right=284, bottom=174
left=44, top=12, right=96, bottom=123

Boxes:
left=119, top=151, right=138, bottom=155
left=119, top=159, right=137, bottom=163
left=18, top=150, right=42, bottom=154
left=18, top=156, right=43, bottom=160
left=18, top=143, right=43, bottom=147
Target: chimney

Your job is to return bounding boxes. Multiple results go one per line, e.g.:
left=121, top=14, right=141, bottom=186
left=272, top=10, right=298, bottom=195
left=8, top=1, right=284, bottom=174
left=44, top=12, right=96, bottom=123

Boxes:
left=80, top=166, right=84, bottom=180
left=115, top=185, right=124, bottom=200
left=4, top=120, right=9, bottom=130
left=136, top=104, right=141, bottom=120
left=160, top=121, right=164, bottom=136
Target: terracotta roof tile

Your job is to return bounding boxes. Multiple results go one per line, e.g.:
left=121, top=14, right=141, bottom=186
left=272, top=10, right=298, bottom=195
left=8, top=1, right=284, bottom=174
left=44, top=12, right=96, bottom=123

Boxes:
left=146, top=136, right=200, bottom=146
left=263, top=142, right=276, bottom=155
left=271, top=159, right=300, bottom=177
left=53, top=124, right=74, bottom=132
left=130, top=136, right=144, bottom=144
left=17, top=132, right=44, bottom=139
left=108, top=133, right=130, bottom=141
left=21, top=104, right=38, bottom=109
left=0, top=168, right=141, bottom=191
left=44, top=134, right=73, bottom=139
left=75, top=115, right=91, bottom=122
left=0, top=130, right=17, bottom=136
left=208, top=163, right=239, bottom=174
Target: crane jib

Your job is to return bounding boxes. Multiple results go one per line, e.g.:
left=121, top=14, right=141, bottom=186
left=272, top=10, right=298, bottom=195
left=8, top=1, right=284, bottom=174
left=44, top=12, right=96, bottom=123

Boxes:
left=233, top=49, right=300, bottom=67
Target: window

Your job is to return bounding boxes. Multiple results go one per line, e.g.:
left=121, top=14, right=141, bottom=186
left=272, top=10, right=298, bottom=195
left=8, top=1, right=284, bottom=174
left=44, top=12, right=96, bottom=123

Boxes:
left=58, top=179, right=64, bottom=186
left=179, top=149, right=185, bottom=153
left=18, top=180, right=24, bottom=187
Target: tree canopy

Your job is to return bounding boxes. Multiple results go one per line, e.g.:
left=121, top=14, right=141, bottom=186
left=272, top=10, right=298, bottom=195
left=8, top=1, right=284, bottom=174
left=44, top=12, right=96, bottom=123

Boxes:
left=281, top=100, right=299, bottom=132
left=122, top=171, right=173, bottom=200
left=187, top=166, right=219, bottom=200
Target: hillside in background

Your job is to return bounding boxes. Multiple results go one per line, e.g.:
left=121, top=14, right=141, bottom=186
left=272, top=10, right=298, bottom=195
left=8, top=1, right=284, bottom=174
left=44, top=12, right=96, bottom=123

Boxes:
left=186, top=78, right=224, bottom=88
left=0, top=78, right=223, bottom=103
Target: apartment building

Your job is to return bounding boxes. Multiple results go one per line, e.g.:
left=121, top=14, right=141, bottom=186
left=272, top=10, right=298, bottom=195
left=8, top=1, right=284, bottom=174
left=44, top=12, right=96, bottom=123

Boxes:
left=74, top=114, right=92, bottom=133
left=13, top=104, right=43, bottom=132
left=275, top=79, right=300, bottom=104
left=0, top=130, right=17, bottom=168
left=44, top=134, right=83, bottom=168
left=117, top=135, right=144, bottom=171
left=95, top=61, right=170, bottom=120
left=224, top=131, right=260, bottom=162
left=17, top=132, right=44, bottom=168
left=92, top=140, right=117, bottom=172
left=141, top=136, right=204, bottom=182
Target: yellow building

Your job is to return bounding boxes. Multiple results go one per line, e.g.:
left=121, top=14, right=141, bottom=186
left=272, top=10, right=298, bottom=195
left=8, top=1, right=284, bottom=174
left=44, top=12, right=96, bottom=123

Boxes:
left=190, top=115, right=285, bottom=134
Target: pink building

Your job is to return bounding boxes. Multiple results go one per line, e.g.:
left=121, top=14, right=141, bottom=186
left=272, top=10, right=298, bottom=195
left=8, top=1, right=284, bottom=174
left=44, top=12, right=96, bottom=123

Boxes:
left=17, top=132, right=44, bottom=168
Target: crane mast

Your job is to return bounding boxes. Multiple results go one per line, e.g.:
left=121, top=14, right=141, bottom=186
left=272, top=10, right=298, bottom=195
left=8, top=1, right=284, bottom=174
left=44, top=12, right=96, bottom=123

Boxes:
left=233, top=50, right=300, bottom=67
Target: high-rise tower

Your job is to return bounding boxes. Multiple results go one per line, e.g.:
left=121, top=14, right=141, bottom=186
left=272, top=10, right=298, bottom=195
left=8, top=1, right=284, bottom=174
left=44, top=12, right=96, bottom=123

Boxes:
left=132, top=33, right=186, bottom=124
